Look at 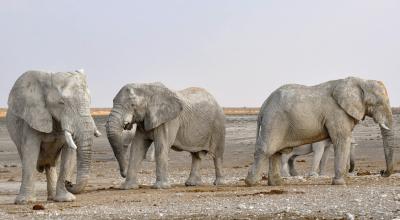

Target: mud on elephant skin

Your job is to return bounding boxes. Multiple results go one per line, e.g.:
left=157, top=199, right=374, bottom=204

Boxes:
left=6, top=70, right=100, bottom=204
left=106, top=83, right=225, bottom=189
left=281, top=139, right=357, bottom=177
left=245, top=77, right=395, bottom=186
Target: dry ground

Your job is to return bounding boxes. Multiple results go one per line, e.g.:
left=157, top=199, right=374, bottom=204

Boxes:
left=0, top=114, right=399, bottom=219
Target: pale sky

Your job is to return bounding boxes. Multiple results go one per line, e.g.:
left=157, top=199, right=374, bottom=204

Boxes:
left=0, top=1, right=399, bottom=107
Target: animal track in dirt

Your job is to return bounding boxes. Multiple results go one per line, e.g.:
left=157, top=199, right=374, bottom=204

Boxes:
left=237, top=189, right=305, bottom=197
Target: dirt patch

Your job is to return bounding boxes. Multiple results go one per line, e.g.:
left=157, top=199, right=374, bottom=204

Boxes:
left=237, top=189, right=305, bottom=197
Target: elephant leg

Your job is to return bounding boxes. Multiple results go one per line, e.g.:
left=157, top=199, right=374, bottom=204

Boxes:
left=281, top=152, right=293, bottom=177
left=245, top=148, right=268, bottom=186
left=348, top=143, right=356, bottom=173
left=288, top=155, right=299, bottom=176
left=245, top=125, right=279, bottom=186
left=213, top=156, right=224, bottom=185
left=54, top=146, right=76, bottom=202
left=152, top=124, right=178, bottom=189
left=185, top=152, right=203, bottom=186
left=268, top=153, right=283, bottom=186
left=145, top=143, right=155, bottom=162
left=309, top=143, right=325, bottom=177
left=15, top=132, right=41, bottom=204
left=319, top=145, right=331, bottom=176
left=45, top=165, right=57, bottom=201
left=122, top=131, right=152, bottom=190
left=331, top=138, right=352, bottom=185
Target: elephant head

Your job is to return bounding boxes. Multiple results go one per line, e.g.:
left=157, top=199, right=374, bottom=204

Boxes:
left=332, top=77, right=394, bottom=176
left=8, top=70, right=95, bottom=193
left=106, top=82, right=183, bottom=177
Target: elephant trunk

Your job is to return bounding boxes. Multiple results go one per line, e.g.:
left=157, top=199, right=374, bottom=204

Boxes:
left=380, top=124, right=394, bottom=177
left=106, top=108, right=128, bottom=178
left=64, top=116, right=94, bottom=194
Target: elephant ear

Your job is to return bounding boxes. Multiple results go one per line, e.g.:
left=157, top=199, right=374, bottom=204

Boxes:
left=143, top=83, right=183, bottom=131
left=332, top=77, right=366, bottom=121
left=8, top=71, right=53, bottom=133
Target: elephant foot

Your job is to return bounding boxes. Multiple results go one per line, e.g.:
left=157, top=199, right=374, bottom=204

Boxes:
left=213, top=177, right=225, bottom=186
left=319, top=172, right=328, bottom=177
left=331, top=177, right=346, bottom=185
left=15, top=194, right=36, bottom=204
left=380, top=169, right=392, bottom=177
left=152, top=181, right=171, bottom=189
left=121, top=181, right=139, bottom=190
left=54, top=191, right=76, bottom=202
left=268, top=176, right=283, bottom=186
left=185, top=176, right=202, bottom=186
left=244, top=175, right=260, bottom=187
left=47, top=193, right=56, bottom=201
left=308, top=172, right=319, bottom=177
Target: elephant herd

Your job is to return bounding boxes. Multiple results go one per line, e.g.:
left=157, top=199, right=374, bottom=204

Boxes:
left=5, top=70, right=395, bottom=204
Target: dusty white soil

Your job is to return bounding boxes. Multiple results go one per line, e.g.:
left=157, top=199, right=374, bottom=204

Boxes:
left=0, top=115, right=399, bottom=219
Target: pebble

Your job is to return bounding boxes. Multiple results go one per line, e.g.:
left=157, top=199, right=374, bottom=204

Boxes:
left=345, top=213, right=355, bottom=220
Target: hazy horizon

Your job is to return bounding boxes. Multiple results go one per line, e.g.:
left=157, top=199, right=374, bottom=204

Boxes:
left=0, top=1, right=399, bottom=107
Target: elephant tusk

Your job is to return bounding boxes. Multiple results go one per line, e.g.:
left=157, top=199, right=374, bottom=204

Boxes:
left=94, top=129, right=102, bottom=137
left=380, top=123, right=390, bottom=131
left=64, top=131, right=78, bottom=150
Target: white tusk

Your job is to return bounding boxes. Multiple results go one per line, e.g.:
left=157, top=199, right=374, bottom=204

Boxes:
left=64, top=131, right=78, bottom=150
left=94, top=129, right=102, bottom=137
left=380, top=123, right=390, bottom=130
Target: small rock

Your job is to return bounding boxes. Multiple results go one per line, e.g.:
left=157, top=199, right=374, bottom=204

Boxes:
left=237, top=204, right=246, bottom=209
left=345, top=213, right=354, bottom=220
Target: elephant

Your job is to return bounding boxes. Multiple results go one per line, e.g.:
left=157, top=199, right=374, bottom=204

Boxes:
left=281, top=139, right=357, bottom=177
left=245, top=77, right=394, bottom=186
left=106, top=83, right=225, bottom=189
left=6, top=70, right=101, bottom=204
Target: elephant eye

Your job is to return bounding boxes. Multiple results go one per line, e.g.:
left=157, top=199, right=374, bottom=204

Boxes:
left=58, top=99, right=65, bottom=105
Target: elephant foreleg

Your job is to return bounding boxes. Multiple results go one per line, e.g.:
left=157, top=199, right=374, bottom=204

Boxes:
left=332, top=138, right=352, bottom=185
left=45, top=166, right=57, bottom=201
left=15, top=132, right=41, bottom=204
left=152, top=123, right=178, bottom=189
left=122, top=131, right=152, bottom=190
left=348, top=142, right=356, bottom=173
left=185, top=152, right=203, bottom=186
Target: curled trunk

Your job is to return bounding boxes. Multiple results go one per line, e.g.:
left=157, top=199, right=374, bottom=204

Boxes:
left=65, top=116, right=93, bottom=194
left=106, top=108, right=128, bottom=177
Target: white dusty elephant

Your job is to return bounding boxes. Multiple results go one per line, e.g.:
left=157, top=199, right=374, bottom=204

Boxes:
left=281, top=139, right=357, bottom=177
left=106, top=83, right=225, bottom=189
left=245, top=77, right=394, bottom=186
left=6, top=70, right=100, bottom=204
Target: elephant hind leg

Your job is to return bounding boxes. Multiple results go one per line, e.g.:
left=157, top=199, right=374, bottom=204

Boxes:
left=288, top=155, right=299, bottom=176
left=212, top=132, right=225, bottom=185
left=185, top=152, right=204, bottom=186
left=268, top=152, right=283, bottom=186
